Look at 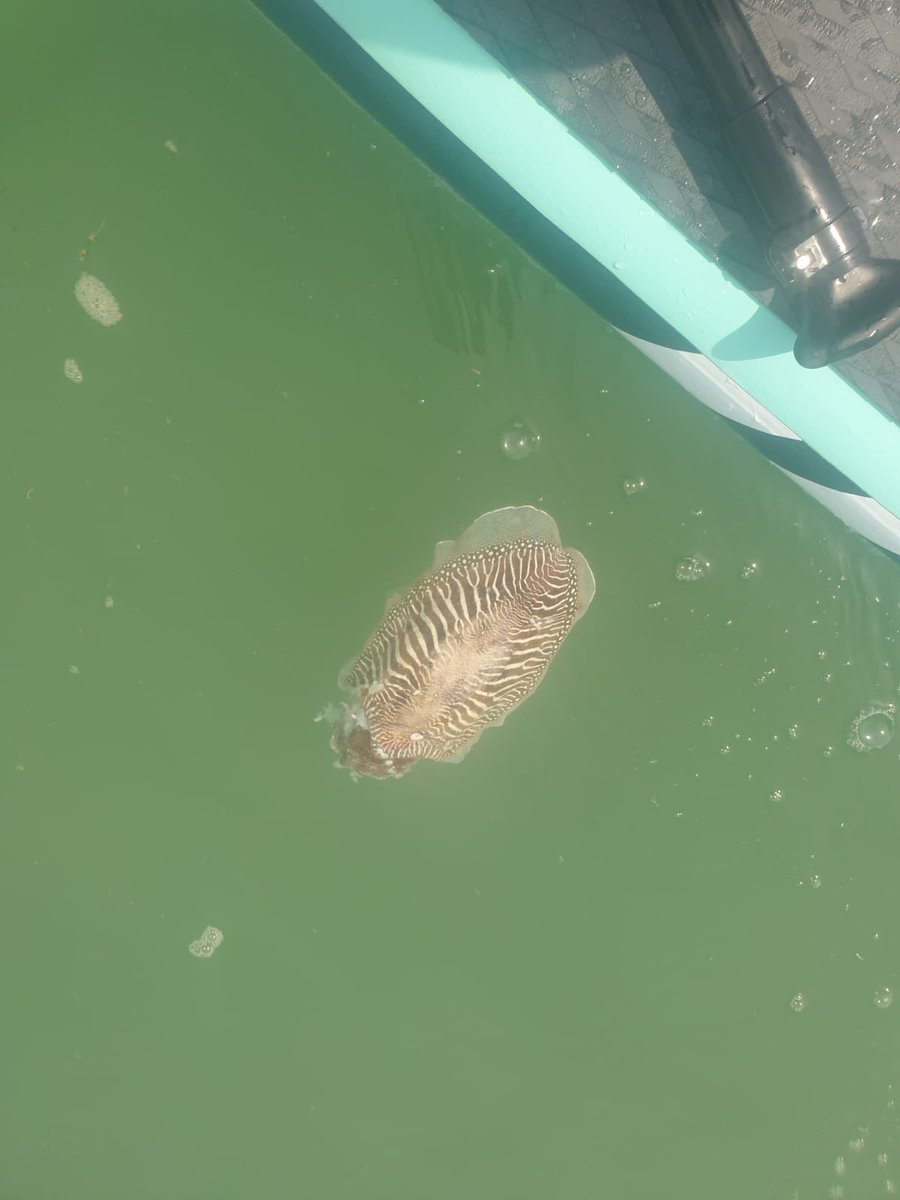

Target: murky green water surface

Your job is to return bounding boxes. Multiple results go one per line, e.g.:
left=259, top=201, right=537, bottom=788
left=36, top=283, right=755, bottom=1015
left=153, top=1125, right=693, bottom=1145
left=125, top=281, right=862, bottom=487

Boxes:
left=3, top=2, right=900, bottom=1197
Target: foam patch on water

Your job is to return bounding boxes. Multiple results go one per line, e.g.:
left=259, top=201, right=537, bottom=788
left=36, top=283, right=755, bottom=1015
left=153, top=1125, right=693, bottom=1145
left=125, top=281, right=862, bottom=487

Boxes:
left=74, top=273, right=122, bottom=326
left=188, top=925, right=223, bottom=958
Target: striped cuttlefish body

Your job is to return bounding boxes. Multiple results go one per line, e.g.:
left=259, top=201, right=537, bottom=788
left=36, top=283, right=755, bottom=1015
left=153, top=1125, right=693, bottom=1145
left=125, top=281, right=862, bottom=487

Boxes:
left=323, top=506, right=595, bottom=779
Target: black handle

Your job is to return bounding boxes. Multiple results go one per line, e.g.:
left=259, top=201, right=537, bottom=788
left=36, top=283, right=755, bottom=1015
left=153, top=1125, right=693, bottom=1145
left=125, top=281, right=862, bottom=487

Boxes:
left=660, top=0, right=900, bottom=368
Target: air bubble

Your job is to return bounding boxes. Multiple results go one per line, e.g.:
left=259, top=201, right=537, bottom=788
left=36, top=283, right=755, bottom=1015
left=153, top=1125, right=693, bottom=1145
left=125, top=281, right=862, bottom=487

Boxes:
left=848, top=703, right=896, bottom=752
left=810, top=874, right=822, bottom=889
left=188, top=925, right=224, bottom=959
left=874, top=986, right=894, bottom=1010
left=500, top=418, right=541, bottom=461
left=623, top=477, right=647, bottom=496
left=674, top=554, right=710, bottom=582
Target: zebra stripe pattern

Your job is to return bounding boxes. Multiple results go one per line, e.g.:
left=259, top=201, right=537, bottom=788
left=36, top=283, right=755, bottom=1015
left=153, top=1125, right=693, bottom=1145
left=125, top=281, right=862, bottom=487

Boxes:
left=325, top=507, right=595, bottom=779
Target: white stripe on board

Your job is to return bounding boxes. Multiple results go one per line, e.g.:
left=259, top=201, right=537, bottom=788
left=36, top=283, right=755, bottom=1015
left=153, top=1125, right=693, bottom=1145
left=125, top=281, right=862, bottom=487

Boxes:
left=622, top=333, right=801, bottom=439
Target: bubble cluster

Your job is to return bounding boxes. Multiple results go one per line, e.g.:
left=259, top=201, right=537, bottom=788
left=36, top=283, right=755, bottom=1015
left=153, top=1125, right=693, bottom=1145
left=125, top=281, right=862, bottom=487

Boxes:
left=622, top=477, right=647, bottom=496
left=63, top=358, right=83, bottom=383
left=740, top=560, right=760, bottom=578
left=500, top=418, right=540, bottom=461
left=790, top=992, right=806, bottom=1013
left=874, top=986, right=894, bottom=1010
left=674, top=555, right=710, bottom=582
left=188, top=925, right=224, bottom=959
left=74, top=272, right=122, bottom=326
left=848, top=703, right=896, bottom=752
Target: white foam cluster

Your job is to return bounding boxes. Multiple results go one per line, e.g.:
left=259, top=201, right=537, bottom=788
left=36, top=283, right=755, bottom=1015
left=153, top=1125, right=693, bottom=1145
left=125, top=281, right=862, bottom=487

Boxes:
left=188, top=925, right=224, bottom=958
left=74, top=272, right=122, bottom=326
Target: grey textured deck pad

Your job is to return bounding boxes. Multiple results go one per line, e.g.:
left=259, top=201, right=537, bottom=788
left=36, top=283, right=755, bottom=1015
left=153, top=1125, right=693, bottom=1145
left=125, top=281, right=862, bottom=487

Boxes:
left=437, top=0, right=900, bottom=421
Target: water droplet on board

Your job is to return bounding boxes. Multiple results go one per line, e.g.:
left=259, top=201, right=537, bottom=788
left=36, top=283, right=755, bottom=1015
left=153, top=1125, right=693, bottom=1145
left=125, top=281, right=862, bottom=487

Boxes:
left=848, top=703, right=896, bottom=752
left=674, top=555, right=710, bottom=582
left=500, top=418, right=541, bottom=460
left=874, top=987, right=894, bottom=1010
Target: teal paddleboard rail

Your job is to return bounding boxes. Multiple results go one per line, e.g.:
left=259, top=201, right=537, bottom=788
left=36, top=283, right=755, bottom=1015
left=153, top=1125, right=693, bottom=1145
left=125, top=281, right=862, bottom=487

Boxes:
left=313, top=0, right=900, bottom=517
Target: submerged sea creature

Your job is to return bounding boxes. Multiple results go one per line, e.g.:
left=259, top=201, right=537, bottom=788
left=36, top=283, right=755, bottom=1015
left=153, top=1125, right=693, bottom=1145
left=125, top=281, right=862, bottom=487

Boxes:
left=321, top=505, right=595, bottom=779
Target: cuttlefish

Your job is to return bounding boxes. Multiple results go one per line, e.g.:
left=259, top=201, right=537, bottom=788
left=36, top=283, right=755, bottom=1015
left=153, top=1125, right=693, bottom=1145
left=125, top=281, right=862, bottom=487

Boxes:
left=320, top=505, right=595, bottom=779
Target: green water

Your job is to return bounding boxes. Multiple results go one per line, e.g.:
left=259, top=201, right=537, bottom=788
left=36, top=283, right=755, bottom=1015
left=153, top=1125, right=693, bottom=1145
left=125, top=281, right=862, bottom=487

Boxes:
left=3, top=2, right=900, bottom=1197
